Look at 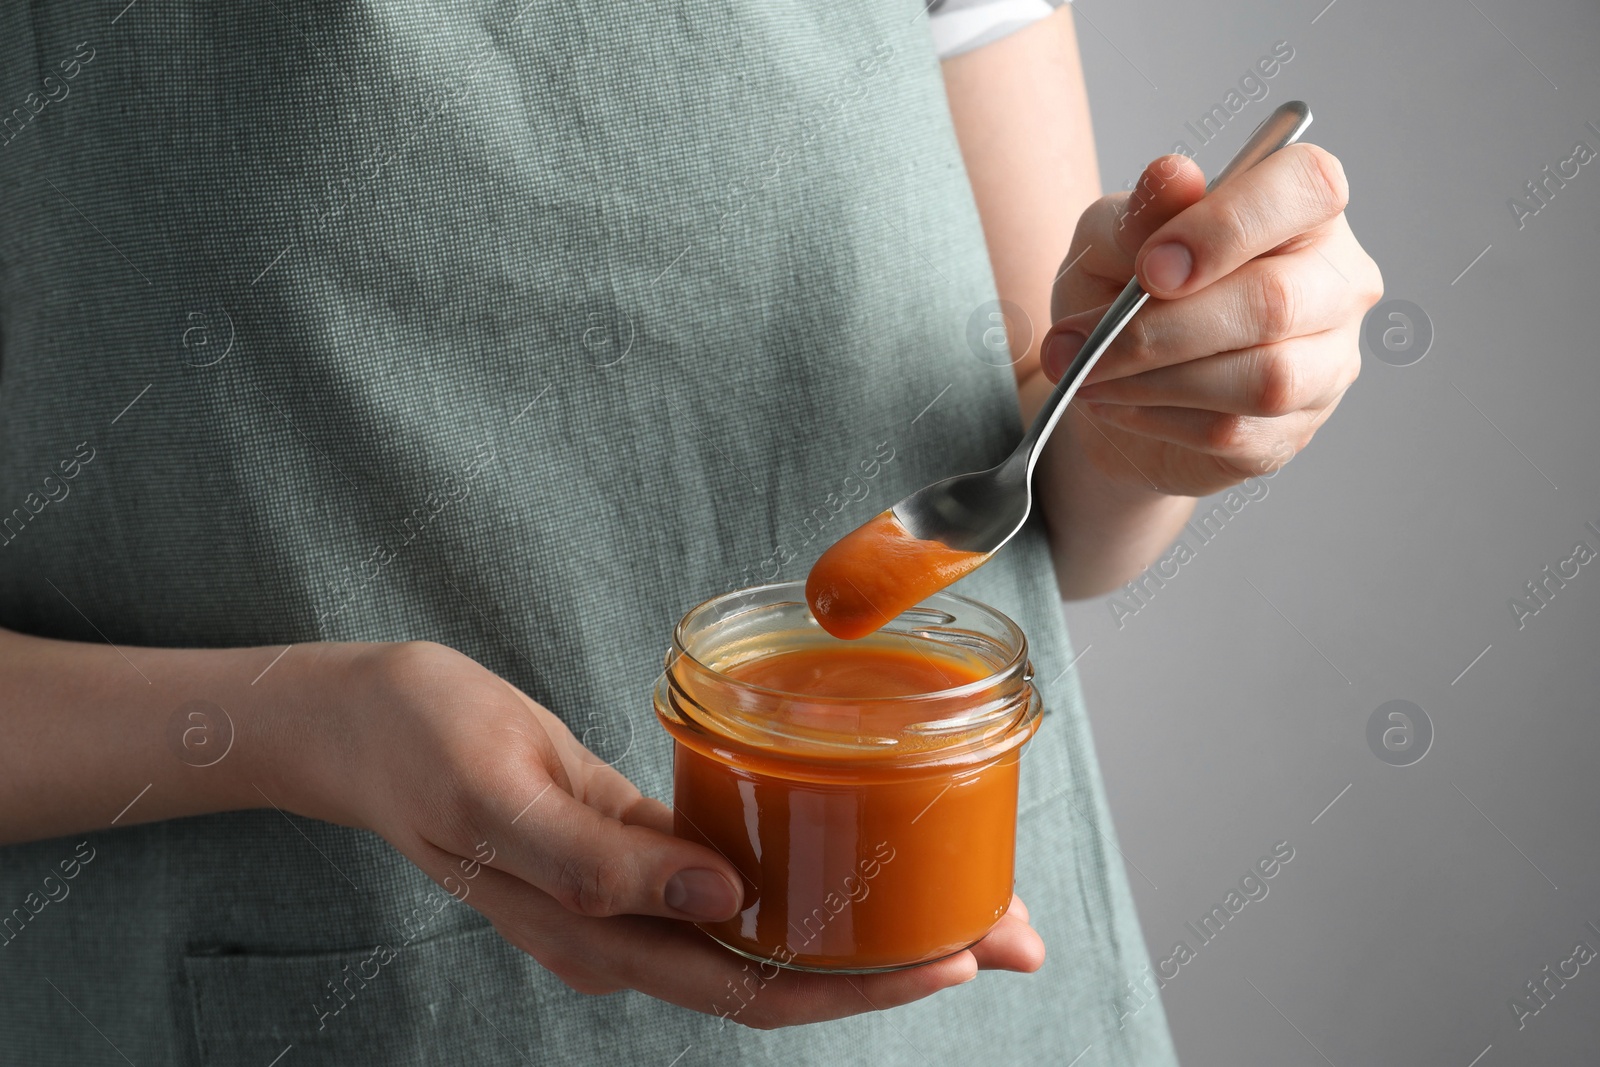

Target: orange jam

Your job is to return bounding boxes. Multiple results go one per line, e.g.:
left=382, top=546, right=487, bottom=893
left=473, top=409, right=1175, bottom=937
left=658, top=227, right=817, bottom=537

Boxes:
left=655, top=582, right=1041, bottom=973
left=805, top=510, right=988, bottom=640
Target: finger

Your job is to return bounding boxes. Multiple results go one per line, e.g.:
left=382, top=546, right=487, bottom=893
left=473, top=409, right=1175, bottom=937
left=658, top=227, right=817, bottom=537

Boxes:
left=1082, top=401, right=1324, bottom=464
left=458, top=856, right=983, bottom=1028
left=1007, top=893, right=1030, bottom=925
left=1049, top=246, right=1360, bottom=386
left=620, top=794, right=675, bottom=835
left=967, top=911, right=1046, bottom=973
left=634, top=933, right=979, bottom=1029
left=1135, top=143, right=1350, bottom=298
left=564, top=751, right=660, bottom=822
left=481, top=771, right=745, bottom=923
left=1076, top=335, right=1355, bottom=417
left=480, top=686, right=746, bottom=922
left=500, top=683, right=639, bottom=816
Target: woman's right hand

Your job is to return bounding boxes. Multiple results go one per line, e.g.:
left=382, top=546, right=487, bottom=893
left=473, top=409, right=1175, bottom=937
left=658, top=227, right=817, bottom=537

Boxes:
left=288, top=641, right=1045, bottom=1029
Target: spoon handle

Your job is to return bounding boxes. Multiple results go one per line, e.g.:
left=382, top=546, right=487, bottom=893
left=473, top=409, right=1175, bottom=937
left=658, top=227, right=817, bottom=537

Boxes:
left=1017, top=100, right=1314, bottom=479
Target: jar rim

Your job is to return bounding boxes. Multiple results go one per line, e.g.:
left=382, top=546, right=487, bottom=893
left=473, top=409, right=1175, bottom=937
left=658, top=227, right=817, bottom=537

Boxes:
left=658, top=581, right=1041, bottom=769
left=670, top=580, right=1030, bottom=704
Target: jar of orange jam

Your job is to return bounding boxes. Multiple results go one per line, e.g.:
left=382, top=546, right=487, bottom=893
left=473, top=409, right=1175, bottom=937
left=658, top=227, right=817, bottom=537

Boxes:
left=653, top=581, right=1042, bottom=973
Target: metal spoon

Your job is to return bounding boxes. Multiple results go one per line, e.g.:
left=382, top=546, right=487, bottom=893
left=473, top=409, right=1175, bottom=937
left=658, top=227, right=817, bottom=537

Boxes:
left=891, top=100, right=1313, bottom=555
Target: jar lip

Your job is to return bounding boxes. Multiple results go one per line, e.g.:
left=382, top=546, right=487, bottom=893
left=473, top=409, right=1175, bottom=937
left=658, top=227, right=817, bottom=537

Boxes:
left=671, top=580, right=1031, bottom=704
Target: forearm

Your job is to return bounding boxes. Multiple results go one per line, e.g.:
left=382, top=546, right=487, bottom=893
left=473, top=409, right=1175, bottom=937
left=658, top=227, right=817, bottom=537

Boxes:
left=944, top=9, right=1190, bottom=598
left=0, top=628, right=354, bottom=845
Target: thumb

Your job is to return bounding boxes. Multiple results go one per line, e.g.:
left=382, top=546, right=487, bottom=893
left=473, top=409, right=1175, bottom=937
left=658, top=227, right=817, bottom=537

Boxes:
left=493, top=776, right=744, bottom=923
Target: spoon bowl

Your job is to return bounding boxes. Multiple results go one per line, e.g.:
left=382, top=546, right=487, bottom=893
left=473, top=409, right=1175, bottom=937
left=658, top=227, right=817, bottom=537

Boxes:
left=891, top=450, right=1032, bottom=555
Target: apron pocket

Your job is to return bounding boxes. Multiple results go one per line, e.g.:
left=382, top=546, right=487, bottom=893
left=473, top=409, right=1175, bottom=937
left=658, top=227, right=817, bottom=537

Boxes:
left=183, top=923, right=543, bottom=1066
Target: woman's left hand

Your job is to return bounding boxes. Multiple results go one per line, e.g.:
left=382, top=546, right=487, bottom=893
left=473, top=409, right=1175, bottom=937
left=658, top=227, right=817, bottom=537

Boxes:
left=1040, top=145, right=1383, bottom=498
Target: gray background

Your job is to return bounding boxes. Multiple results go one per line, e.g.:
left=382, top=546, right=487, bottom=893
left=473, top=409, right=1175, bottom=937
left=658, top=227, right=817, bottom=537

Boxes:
left=1064, top=1, right=1600, bottom=1064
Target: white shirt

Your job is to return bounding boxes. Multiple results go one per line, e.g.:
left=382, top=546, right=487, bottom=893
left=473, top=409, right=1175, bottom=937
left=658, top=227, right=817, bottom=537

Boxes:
left=927, top=0, right=1068, bottom=58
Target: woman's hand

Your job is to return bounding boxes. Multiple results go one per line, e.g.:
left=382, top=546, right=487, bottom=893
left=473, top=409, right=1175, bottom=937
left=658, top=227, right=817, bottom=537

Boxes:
left=1040, top=146, right=1383, bottom=498
left=294, top=641, right=1044, bottom=1029
left=0, top=625, right=1042, bottom=1027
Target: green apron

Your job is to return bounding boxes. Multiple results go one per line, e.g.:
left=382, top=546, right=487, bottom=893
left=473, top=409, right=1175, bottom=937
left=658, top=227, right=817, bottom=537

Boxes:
left=0, top=2, right=1177, bottom=1063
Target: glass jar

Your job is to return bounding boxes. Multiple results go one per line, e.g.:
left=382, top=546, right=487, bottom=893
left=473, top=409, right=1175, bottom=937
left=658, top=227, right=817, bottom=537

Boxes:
left=653, top=580, right=1042, bottom=973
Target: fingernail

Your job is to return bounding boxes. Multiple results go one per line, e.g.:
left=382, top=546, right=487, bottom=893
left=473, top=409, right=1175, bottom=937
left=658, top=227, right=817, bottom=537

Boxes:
left=1142, top=242, right=1192, bottom=292
left=665, top=869, right=739, bottom=921
left=1041, top=331, right=1086, bottom=381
